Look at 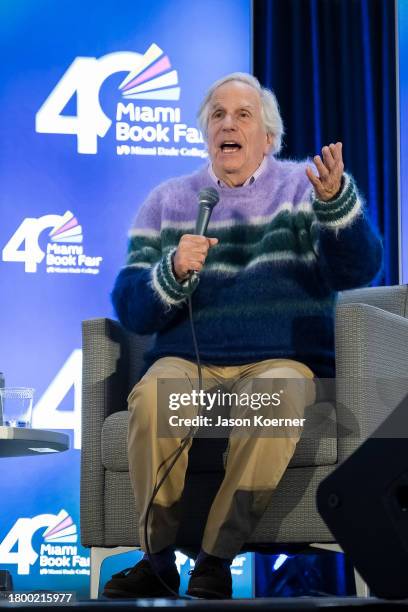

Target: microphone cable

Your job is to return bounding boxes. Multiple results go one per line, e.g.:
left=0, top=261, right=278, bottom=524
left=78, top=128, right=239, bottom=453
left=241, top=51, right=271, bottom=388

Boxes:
left=143, top=186, right=219, bottom=596
left=143, top=276, right=205, bottom=599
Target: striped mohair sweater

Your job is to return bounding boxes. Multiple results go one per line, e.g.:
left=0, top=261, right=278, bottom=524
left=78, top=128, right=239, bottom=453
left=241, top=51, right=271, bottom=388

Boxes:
left=112, top=156, right=383, bottom=377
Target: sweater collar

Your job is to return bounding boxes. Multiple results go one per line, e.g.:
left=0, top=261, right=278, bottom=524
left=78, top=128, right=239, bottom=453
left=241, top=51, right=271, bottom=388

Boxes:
left=208, top=155, right=269, bottom=188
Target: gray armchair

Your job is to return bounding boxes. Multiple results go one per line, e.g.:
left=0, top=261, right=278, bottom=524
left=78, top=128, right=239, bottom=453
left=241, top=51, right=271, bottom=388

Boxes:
left=80, top=285, right=408, bottom=598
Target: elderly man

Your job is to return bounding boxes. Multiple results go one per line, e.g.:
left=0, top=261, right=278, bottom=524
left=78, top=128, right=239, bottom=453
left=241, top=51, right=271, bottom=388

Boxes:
left=105, top=73, right=382, bottom=599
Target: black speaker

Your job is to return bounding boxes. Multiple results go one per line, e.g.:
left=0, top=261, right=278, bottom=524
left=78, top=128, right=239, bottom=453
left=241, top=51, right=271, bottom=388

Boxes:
left=317, top=393, right=408, bottom=599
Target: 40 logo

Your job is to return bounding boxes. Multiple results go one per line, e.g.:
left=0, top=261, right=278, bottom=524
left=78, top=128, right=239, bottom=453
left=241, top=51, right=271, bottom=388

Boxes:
left=35, top=43, right=180, bottom=154
left=2, top=211, right=81, bottom=273
left=0, top=510, right=77, bottom=575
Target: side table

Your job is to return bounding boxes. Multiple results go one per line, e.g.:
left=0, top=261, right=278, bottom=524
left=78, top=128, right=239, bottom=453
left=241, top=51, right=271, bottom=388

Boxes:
left=0, top=426, right=69, bottom=457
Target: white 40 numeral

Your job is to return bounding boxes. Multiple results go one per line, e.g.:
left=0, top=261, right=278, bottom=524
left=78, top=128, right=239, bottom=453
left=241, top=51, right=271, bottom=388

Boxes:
left=2, top=214, right=64, bottom=273
left=0, top=515, right=57, bottom=574
left=33, top=350, right=83, bottom=449
left=35, top=52, right=143, bottom=154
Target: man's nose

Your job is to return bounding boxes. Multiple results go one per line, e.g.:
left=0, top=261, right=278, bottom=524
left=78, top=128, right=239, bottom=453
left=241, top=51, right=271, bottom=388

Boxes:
left=221, top=114, right=237, bottom=130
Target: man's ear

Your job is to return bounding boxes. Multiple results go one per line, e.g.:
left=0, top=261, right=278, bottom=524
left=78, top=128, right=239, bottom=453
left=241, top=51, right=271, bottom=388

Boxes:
left=265, top=133, right=274, bottom=154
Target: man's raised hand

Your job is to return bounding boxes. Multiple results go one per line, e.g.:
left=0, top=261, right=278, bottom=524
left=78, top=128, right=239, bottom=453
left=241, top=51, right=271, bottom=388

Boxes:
left=306, top=142, right=344, bottom=202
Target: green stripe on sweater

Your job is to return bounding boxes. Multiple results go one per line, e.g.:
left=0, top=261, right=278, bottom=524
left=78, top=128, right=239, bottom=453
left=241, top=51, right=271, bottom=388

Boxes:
left=127, top=245, right=160, bottom=266
left=159, top=209, right=315, bottom=245
left=192, top=297, right=334, bottom=321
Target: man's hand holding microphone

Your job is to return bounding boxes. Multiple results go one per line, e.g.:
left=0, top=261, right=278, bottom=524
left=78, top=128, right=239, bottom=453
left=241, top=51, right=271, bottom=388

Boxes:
left=172, top=235, right=219, bottom=282
left=172, top=186, right=220, bottom=282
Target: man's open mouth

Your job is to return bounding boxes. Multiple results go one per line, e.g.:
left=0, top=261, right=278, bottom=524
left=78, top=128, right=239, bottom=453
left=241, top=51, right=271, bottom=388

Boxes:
left=220, top=141, right=242, bottom=153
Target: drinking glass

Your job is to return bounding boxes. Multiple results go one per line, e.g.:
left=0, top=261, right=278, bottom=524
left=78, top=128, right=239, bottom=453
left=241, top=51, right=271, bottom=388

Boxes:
left=0, top=387, right=34, bottom=428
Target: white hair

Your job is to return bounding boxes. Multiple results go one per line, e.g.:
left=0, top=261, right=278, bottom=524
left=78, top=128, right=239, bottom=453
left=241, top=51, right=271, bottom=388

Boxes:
left=197, top=72, right=284, bottom=155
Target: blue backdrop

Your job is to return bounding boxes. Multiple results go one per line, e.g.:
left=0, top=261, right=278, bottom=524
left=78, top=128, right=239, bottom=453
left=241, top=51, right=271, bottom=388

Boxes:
left=0, top=0, right=251, bottom=595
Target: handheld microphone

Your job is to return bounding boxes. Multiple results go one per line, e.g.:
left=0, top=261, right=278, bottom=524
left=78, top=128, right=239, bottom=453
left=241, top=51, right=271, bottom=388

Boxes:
left=187, top=187, right=219, bottom=281
left=195, top=187, right=219, bottom=235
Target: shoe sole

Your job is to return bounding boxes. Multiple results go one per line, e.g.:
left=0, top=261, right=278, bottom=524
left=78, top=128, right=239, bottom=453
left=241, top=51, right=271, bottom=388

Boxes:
left=103, top=588, right=179, bottom=599
left=186, top=587, right=231, bottom=599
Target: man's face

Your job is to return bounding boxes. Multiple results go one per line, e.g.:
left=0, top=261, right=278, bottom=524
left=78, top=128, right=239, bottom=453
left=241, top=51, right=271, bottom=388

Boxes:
left=206, top=81, right=273, bottom=187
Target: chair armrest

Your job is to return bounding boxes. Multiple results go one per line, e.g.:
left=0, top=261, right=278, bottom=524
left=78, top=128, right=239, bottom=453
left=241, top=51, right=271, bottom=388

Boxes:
left=82, top=317, right=136, bottom=419
left=80, top=317, right=150, bottom=546
left=335, top=303, right=408, bottom=462
left=338, top=285, right=408, bottom=317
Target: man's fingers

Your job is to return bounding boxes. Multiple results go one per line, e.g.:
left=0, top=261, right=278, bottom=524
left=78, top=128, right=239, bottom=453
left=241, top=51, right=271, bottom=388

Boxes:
left=313, top=155, right=330, bottom=179
left=333, top=159, right=344, bottom=181
left=180, top=234, right=209, bottom=245
left=178, top=259, right=203, bottom=274
left=305, top=166, right=322, bottom=189
left=190, top=244, right=208, bottom=254
left=181, top=237, right=218, bottom=252
left=190, top=261, right=203, bottom=271
left=179, top=234, right=218, bottom=253
left=181, top=238, right=208, bottom=251
left=176, top=235, right=218, bottom=280
left=329, top=142, right=343, bottom=163
left=321, top=146, right=336, bottom=171
left=306, top=142, right=344, bottom=201
left=185, top=255, right=205, bottom=266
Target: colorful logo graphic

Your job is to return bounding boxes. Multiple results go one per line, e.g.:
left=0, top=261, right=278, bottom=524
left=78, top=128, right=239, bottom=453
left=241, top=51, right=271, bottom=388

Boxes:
left=0, top=510, right=88, bottom=575
left=2, top=211, right=102, bottom=274
left=119, top=43, right=180, bottom=101
left=49, top=211, right=83, bottom=244
left=42, top=510, right=78, bottom=544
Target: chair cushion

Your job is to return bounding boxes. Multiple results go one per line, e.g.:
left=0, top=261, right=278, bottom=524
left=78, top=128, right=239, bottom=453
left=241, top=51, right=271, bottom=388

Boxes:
left=101, top=410, right=337, bottom=472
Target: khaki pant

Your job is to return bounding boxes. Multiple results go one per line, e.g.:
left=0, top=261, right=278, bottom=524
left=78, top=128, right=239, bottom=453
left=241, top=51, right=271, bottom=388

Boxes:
left=127, top=357, right=315, bottom=560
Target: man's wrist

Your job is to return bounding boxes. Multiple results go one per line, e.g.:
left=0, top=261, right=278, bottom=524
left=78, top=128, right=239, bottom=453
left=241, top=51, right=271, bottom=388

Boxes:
left=171, top=251, right=187, bottom=283
left=312, top=173, right=361, bottom=229
left=327, top=175, right=345, bottom=202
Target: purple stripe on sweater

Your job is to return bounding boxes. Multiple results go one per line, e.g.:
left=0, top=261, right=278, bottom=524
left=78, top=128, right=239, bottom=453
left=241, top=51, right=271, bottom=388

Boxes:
left=133, top=157, right=314, bottom=231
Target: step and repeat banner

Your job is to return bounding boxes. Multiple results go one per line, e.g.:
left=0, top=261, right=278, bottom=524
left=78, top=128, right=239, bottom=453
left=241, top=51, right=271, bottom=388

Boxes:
left=0, top=0, right=251, bottom=595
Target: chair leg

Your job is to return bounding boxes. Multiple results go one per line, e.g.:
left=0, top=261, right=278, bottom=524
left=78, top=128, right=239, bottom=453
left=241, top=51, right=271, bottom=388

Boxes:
left=354, top=568, right=370, bottom=597
left=90, top=546, right=138, bottom=599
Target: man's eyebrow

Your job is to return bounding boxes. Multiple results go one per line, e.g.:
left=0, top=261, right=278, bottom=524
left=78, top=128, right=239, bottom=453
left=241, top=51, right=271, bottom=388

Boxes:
left=210, top=103, right=256, bottom=111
